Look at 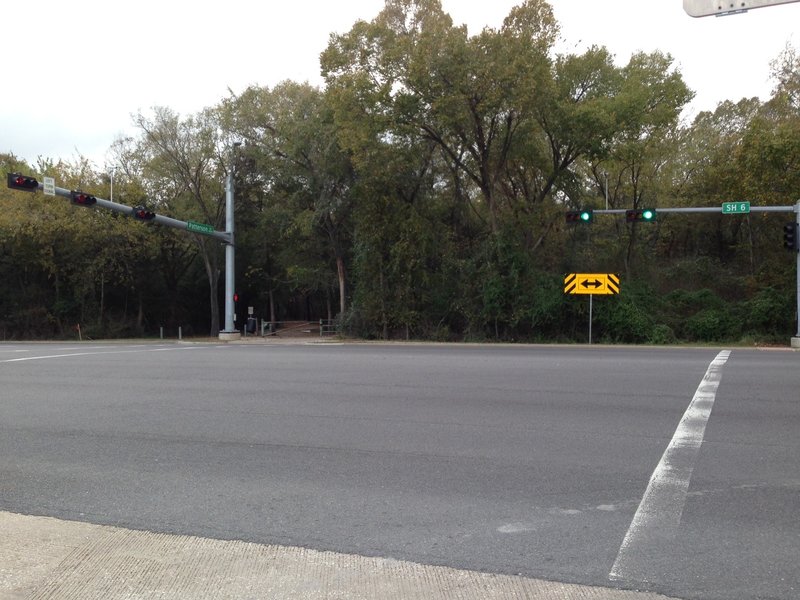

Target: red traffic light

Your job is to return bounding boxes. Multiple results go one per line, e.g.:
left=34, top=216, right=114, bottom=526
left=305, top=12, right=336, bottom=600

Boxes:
left=7, top=173, right=39, bottom=191
left=70, top=191, right=97, bottom=207
left=132, top=206, right=156, bottom=221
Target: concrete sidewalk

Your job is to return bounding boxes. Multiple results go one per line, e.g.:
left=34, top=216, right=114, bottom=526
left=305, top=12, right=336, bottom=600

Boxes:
left=0, top=511, right=681, bottom=600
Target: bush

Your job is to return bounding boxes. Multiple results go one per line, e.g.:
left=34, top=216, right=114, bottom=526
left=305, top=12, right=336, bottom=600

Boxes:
left=685, top=308, right=740, bottom=342
left=649, top=323, right=676, bottom=345
left=594, top=294, right=656, bottom=343
left=740, top=287, right=793, bottom=336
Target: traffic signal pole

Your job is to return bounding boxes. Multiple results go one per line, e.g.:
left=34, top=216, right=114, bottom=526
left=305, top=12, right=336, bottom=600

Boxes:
left=219, top=170, right=239, bottom=340
left=569, top=202, right=800, bottom=348
left=793, top=202, right=800, bottom=347
left=8, top=172, right=238, bottom=340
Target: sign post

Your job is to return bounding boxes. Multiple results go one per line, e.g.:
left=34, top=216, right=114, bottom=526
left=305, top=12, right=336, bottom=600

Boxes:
left=564, top=274, right=620, bottom=344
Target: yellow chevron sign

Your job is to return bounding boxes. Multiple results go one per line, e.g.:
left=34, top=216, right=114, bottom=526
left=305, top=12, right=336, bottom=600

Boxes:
left=564, top=273, right=620, bottom=295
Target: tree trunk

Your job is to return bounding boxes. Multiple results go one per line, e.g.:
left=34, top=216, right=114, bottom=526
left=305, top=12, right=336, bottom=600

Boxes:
left=100, top=273, right=105, bottom=325
left=137, top=291, right=144, bottom=330
left=336, top=255, right=346, bottom=316
left=201, top=252, right=220, bottom=336
left=269, top=288, right=276, bottom=323
left=195, top=237, right=221, bottom=336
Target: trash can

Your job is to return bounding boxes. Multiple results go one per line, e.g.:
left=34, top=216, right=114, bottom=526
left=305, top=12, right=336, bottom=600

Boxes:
left=246, top=317, right=257, bottom=334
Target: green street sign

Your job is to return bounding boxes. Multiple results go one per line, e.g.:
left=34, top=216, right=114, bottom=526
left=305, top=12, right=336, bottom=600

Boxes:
left=722, top=201, right=750, bottom=214
left=187, top=220, right=215, bottom=234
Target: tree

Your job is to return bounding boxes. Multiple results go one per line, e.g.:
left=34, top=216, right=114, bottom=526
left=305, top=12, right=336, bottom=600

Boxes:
left=113, top=107, right=230, bottom=335
left=217, top=82, right=354, bottom=318
left=322, top=0, right=560, bottom=237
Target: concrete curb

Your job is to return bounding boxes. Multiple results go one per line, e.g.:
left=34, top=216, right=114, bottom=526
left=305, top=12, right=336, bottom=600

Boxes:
left=0, top=511, right=681, bottom=600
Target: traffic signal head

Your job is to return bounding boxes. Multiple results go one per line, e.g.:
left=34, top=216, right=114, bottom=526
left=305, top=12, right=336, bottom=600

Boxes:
left=132, top=206, right=156, bottom=221
left=70, top=191, right=97, bottom=207
left=626, top=208, right=657, bottom=223
left=784, top=222, right=798, bottom=251
left=566, top=209, right=593, bottom=224
left=7, top=173, right=39, bottom=192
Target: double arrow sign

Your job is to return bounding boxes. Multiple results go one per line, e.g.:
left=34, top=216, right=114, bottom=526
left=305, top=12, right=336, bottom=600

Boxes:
left=564, top=273, right=620, bottom=295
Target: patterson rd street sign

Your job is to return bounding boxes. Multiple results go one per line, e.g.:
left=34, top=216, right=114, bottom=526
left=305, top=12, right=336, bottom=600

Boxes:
left=564, top=273, right=620, bottom=295
left=187, top=220, right=216, bottom=235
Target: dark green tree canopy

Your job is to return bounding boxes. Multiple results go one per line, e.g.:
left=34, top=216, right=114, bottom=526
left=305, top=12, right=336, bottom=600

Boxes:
left=1, top=2, right=796, bottom=344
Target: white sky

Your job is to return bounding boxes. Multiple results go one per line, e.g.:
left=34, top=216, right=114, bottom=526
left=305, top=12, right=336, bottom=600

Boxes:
left=2, top=0, right=798, bottom=168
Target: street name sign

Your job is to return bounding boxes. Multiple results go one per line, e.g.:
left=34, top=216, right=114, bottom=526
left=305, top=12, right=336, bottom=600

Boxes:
left=564, top=273, right=620, bottom=295
left=187, top=220, right=216, bottom=234
left=722, top=201, right=751, bottom=214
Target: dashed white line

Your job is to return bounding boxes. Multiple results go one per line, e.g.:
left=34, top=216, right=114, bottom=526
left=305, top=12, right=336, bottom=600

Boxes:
left=609, top=349, right=731, bottom=584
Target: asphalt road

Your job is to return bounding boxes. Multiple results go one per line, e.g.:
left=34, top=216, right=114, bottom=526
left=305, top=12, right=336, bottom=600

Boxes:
left=0, top=341, right=798, bottom=600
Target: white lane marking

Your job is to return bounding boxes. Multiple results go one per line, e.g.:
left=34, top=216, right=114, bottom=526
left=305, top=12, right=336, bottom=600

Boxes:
left=0, top=346, right=204, bottom=363
left=609, top=350, right=731, bottom=583
left=54, top=346, right=121, bottom=351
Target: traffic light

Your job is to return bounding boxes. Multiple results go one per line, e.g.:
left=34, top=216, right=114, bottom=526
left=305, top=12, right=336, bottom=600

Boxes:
left=132, top=206, right=156, bottom=221
left=784, top=222, right=798, bottom=251
left=70, top=191, right=97, bottom=207
left=566, top=209, right=593, bottom=224
left=7, top=173, right=39, bottom=191
left=626, top=208, right=657, bottom=223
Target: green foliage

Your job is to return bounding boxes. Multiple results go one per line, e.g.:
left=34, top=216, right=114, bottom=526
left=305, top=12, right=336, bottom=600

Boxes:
left=649, top=324, right=677, bottom=345
left=740, top=286, right=795, bottom=336
left=591, top=284, right=658, bottom=344
left=1, top=4, right=798, bottom=345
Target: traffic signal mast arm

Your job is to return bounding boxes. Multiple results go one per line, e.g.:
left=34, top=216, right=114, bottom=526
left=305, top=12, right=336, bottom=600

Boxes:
left=586, top=202, right=800, bottom=341
left=9, top=171, right=239, bottom=340
left=19, top=178, right=232, bottom=244
left=592, top=206, right=798, bottom=215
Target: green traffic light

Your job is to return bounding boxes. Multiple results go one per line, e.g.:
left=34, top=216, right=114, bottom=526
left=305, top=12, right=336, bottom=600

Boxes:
left=642, top=209, right=654, bottom=221
left=580, top=211, right=591, bottom=222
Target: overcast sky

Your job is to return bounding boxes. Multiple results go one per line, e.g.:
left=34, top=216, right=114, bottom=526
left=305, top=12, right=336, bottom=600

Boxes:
left=2, top=0, right=798, bottom=168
